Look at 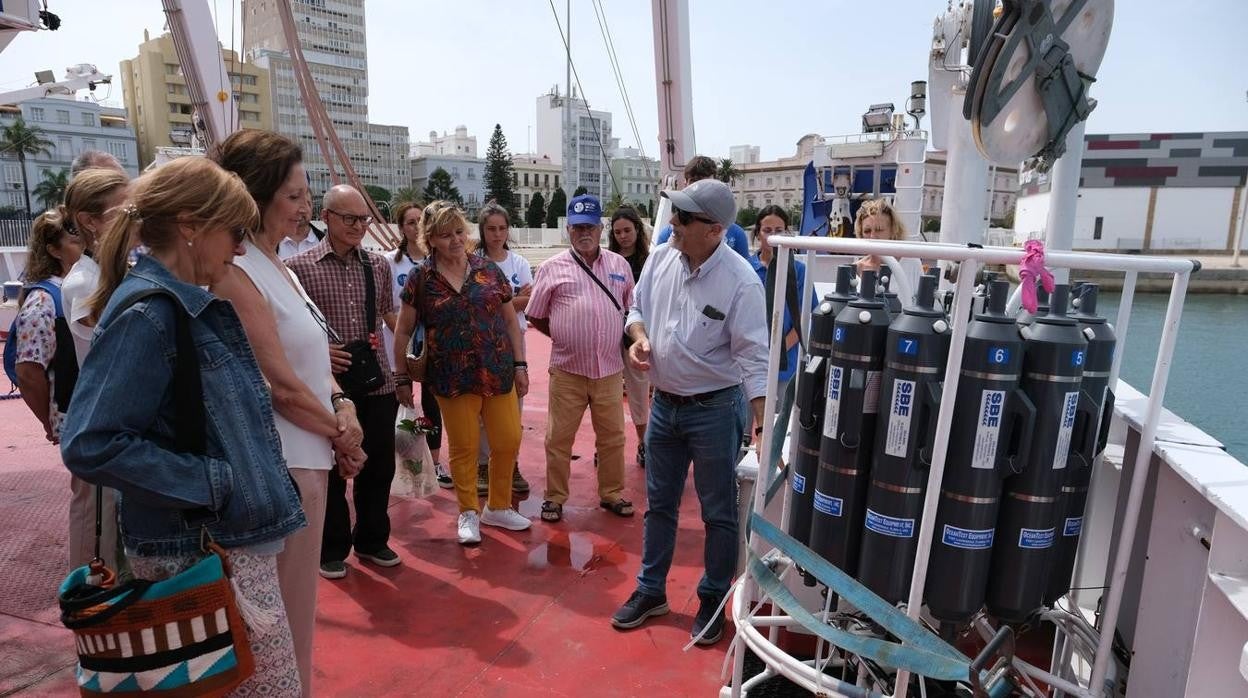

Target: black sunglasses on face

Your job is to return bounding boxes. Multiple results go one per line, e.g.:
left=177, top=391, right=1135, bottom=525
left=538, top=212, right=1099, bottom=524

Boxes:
left=232, top=227, right=248, bottom=244
left=674, top=207, right=716, bottom=226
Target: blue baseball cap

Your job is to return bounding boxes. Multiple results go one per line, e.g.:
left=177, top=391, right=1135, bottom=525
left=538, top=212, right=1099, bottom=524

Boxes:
left=567, top=194, right=603, bottom=226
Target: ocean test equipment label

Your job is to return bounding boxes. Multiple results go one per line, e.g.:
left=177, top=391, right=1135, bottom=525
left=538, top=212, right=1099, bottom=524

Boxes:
left=1063, top=516, right=1083, bottom=537
left=1053, top=391, right=1079, bottom=469
left=884, top=379, right=916, bottom=457
left=942, top=525, right=995, bottom=550
left=823, top=366, right=844, bottom=439
left=813, top=491, right=843, bottom=517
left=865, top=509, right=915, bottom=538
left=792, top=472, right=806, bottom=495
left=971, top=390, right=1006, bottom=469
left=1019, top=527, right=1056, bottom=549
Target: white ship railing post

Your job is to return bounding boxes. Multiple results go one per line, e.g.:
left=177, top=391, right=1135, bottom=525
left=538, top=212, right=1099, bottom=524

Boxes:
left=891, top=257, right=979, bottom=698
left=1087, top=268, right=1192, bottom=695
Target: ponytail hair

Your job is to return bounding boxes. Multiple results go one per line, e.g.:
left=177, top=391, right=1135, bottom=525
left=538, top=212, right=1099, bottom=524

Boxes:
left=21, top=207, right=74, bottom=297
left=88, top=157, right=258, bottom=322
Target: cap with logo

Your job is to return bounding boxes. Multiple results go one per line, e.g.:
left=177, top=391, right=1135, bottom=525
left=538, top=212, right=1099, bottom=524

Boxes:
left=567, top=195, right=603, bottom=226
left=660, top=179, right=737, bottom=228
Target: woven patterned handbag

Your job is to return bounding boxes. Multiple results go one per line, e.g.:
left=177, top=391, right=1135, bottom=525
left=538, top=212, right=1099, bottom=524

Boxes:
left=58, top=545, right=255, bottom=696
left=57, top=290, right=254, bottom=696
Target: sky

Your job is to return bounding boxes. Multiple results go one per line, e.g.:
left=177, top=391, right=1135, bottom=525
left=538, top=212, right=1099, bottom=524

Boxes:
left=0, top=0, right=1245, bottom=162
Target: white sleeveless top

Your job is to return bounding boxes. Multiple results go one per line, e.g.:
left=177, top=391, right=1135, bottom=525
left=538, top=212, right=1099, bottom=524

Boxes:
left=233, top=239, right=334, bottom=470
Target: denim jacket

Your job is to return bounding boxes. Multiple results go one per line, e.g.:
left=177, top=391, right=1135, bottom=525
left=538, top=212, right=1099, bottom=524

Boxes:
left=61, top=256, right=306, bottom=556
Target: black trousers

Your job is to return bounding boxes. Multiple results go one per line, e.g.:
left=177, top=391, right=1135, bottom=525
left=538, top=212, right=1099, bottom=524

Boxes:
left=421, top=382, right=443, bottom=451
left=321, top=393, right=398, bottom=562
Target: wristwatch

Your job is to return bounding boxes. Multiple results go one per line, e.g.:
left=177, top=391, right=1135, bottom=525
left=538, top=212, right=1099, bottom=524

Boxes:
left=331, top=393, right=353, bottom=411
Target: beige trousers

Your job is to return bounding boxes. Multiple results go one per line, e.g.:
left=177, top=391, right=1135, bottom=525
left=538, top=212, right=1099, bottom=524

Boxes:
left=68, top=475, right=119, bottom=572
left=544, top=368, right=626, bottom=505
left=277, top=467, right=329, bottom=698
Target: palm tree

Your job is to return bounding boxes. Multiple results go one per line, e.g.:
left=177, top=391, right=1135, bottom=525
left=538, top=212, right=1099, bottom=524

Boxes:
left=393, top=186, right=421, bottom=206
left=717, top=158, right=740, bottom=186
left=0, top=117, right=54, bottom=217
left=33, top=167, right=69, bottom=212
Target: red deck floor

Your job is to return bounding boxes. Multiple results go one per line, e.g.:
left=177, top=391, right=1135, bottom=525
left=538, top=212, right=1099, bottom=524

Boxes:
left=0, top=330, right=735, bottom=696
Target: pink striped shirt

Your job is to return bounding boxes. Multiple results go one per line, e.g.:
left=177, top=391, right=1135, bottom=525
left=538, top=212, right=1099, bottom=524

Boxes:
left=527, top=248, right=634, bottom=380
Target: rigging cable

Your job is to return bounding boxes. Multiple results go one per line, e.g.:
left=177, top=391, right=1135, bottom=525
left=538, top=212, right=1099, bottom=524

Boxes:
left=545, top=0, right=620, bottom=199
left=590, top=0, right=654, bottom=187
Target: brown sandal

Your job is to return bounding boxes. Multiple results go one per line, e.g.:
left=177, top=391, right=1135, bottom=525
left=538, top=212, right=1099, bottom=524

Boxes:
left=600, top=499, right=635, bottom=517
left=540, top=500, right=563, bottom=522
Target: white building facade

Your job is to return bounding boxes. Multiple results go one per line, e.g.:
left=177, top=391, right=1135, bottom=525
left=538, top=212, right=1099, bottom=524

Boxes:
left=243, top=0, right=409, bottom=198
left=1014, top=131, right=1248, bottom=252
left=0, top=96, right=140, bottom=214
left=535, top=86, right=613, bottom=201
left=512, top=153, right=561, bottom=218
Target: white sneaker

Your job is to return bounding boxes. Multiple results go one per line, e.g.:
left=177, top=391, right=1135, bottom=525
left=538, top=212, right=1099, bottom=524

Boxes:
left=457, top=510, right=481, bottom=545
left=481, top=506, right=532, bottom=531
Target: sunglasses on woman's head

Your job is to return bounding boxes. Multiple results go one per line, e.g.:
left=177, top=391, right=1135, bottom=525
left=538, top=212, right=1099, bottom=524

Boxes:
left=674, top=207, right=716, bottom=226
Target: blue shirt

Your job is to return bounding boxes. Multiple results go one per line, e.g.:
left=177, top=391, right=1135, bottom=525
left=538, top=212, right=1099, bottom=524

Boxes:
left=656, top=222, right=751, bottom=260
left=61, top=256, right=306, bottom=556
left=626, top=242, right=770, bottom=400
left=750, top=255, right=817, bottom=384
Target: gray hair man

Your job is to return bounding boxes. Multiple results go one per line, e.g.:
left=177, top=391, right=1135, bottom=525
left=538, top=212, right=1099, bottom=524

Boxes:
left=286, top=185, right=401, bottom=578
left=610, top=178, right=770, bottom=644
left=69, top=150, right=124, bottom=177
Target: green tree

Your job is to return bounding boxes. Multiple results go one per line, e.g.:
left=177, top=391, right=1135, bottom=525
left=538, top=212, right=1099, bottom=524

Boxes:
left=573, top=185, right=589, bottom=197
left=605, top=192, right=625, bottom=217
left=525, top=191, right=546, bottom=228
left=736, top=204, right=760, bottom=228
left=421, top=167, right=463, bottom=206
left=393, top=186, right=421, bottom=206
left=717, top=158, right=740, bottom=185
left=546, top=187, right=567, bottom=228
left=33, top=167, right=69, bottom=212
left=0, top=117, right=54, bottom=217
left=363, top=184, right=391, bottom=204
left=483, top=124, right=519, bottom=224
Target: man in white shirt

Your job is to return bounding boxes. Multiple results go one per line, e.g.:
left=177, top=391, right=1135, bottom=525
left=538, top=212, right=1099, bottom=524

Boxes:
left=277, top=190, right=321, bottom=260
left=610, top=179, right=769, bottom=645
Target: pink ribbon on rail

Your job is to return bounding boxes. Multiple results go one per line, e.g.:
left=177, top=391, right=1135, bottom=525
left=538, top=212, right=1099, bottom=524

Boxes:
left=1018, top=239, right=1055, bottom=314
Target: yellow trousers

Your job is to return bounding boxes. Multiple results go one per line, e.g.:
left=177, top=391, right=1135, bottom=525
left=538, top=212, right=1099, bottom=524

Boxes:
left=437, top=389, right=521, bottom=512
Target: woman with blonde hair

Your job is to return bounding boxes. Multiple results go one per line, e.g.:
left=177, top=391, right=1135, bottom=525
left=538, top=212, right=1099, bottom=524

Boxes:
left=57, top=167, right=129, bottom=574
left=61, top=156, right=307, bottom=695
left=12, top=209, right=84, bottom=443
left=393, top=201, right=530, bottom=545
left=211, top=128, right=365, bottom=695
left=61, top=167, right=129, bottom=361
left=387, top=201, right=450, bottom=487
left=853, top=197, right=907, bottom=272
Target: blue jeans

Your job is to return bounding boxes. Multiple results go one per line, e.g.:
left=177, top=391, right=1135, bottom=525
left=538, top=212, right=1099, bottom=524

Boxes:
left=636, top=385, right=748, bottom=598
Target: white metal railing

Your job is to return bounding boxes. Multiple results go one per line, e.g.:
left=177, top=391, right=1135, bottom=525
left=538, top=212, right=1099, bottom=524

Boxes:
left=727, top=236, right=1197, bottom=698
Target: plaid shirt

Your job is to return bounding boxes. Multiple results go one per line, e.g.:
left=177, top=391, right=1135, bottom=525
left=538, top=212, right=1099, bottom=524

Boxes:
left=286, top=239, right=395, bottom=396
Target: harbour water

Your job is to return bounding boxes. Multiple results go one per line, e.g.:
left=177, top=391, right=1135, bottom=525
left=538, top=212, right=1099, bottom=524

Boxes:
left=1098, top=292, right=1248, bottom=463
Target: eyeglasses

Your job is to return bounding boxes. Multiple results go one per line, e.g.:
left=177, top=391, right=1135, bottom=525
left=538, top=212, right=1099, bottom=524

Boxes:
left=673, top=207, right=716, bottom=227
left=326, top=209, right=374, bottom=227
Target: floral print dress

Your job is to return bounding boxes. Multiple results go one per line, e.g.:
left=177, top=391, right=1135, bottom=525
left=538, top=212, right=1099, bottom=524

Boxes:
left=14, top=279, right=64, bottom=438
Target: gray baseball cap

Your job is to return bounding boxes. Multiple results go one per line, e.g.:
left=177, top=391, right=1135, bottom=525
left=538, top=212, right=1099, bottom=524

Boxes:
left=661, top=179, right=737, bottom=228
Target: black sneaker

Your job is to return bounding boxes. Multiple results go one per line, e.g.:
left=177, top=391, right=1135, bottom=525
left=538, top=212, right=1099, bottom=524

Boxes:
left=435, top=463, right=453, bottom=489
left=691, top=592, right=726, bottom=644
left=511, top=463, right=530, bottom=493
left=477, top=463, right=489, bottom=496
left=636, top=443, right=646, bottom=468
left=319, top=560, right=347, bottom=580
left=611, top=590, right=669, bottom=629
left=357, top=546, right=401, bottom=568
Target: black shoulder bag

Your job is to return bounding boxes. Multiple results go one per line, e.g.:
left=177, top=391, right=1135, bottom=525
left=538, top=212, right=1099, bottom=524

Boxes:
left=569, top=252, right=632, bottom=349
left=336, top=250, right=385, bottom=396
